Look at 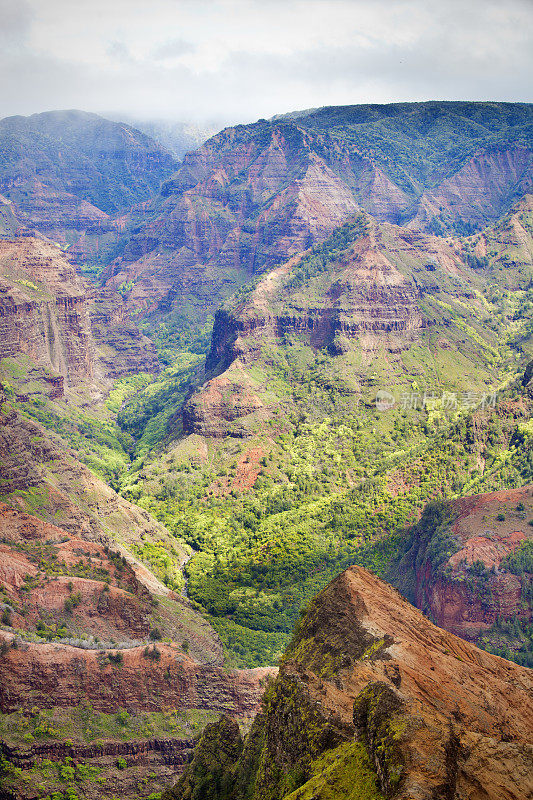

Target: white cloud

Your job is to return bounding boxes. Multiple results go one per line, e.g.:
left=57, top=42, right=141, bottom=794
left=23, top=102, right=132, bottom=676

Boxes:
left=0, top=0, right=531, bottom=125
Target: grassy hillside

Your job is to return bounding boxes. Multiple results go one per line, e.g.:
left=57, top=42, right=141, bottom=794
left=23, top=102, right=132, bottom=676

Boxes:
left=291, top=101, right=533, bottom=196
left=112, top=205, right=533, bottom=667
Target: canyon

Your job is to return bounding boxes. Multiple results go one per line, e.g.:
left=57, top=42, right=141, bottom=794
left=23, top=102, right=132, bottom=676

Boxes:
left=92, top=102, right=533, bottom=327
left=182, top=198, right=533, bottom=438
left=0, top=101, right=532, bottom=800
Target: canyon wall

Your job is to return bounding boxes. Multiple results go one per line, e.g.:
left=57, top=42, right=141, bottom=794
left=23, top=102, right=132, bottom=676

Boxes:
left=0, top=237, right=159, bottom=394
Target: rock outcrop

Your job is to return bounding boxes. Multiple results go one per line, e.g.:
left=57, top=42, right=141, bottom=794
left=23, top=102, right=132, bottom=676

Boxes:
left=389, top=486, right=533, bottom=658
left=165, top=566, right=533, bottom=800
left=410, top=146, right=533, bottom=234
left=182, top=212, right=502, bottom=437
left=1, top=735, right=197, bottom=800
left=0, top=236, right=159, bottom=391
left=0, top=502, right=154, bottom=641
left=0, top=634, right=272, bottom=717
left=96, top=102, right=533, bottom=323
left=0, top=237, right=94, bottom=387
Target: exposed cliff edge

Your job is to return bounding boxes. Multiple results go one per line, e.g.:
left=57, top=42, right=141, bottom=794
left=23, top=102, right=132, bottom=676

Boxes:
left=0, top=236, right=159, bottom=395
left=0, top=414, right=274, bottom=799
left=182, top=202, right=531, bottom=438
left=388, top=485, right=533, bottom=663
left=164, top=565, right=533, bottom=800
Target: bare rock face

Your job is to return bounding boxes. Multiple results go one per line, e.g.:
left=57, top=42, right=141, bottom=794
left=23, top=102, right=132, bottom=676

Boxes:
left=89, top=287, right=160, bottom=379
left=0, top=502, right=154, bottom=641
left=0, top=237, right=159, bottom=390
left=390, top=485, right=533, bottom=651
left=166, top=566, right=533, bottom=800
left=99, top=122, right=361, bottom=319
left=0, top=237, right=95, bottom=387
left=0, top=635, right=273, bottom=717
left=410, top=146, right=533, bottom=233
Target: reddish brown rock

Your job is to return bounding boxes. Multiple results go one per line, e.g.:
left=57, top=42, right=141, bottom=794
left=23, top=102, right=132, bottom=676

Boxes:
left=410, top=146, right=533, bottom=233
left=168, top=566, right=533, bottom=800
left=182, top=214, right=489, bottom=437
left=0, top=236, right=159, bottom=391
left=392, top=485, right=533, bottom=647
left=0, top=634, right=273, bottom=717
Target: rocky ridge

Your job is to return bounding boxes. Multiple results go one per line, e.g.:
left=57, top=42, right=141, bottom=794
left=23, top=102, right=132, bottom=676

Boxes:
left=165, top=565, right=533, bottom=800
left=182, top=208, right=515, bottom=438
left=94, top=102, right=532, bottom=323
left=0, top=634, right=272, bottom=717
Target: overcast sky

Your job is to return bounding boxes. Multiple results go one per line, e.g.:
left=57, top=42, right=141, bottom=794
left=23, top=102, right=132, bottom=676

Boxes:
left=1, top=0, right=532, bottom=127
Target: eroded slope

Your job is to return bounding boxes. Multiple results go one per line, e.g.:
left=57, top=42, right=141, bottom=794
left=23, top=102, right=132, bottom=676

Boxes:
left=165, top=566, right=533, bottom=800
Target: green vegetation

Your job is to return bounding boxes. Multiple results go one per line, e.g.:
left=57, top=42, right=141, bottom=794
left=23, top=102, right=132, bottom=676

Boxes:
left=503, top=540, right=533, bottom=576
left=479, top=613, right=533, bottom=668
left=119, top=373, right=532, bottom=666
left=288, top=214, right=369, bottom=289
left=284, top=741, right=384, bottom=800
left=1, top=171, right=532, bottom=674
left=294, top=101, right=533, bottom=209
left=16, top=393, right=133, bottom=490
left=116, top=352, right=203, bottom=458
left=0, top=706, right=216, bottom=748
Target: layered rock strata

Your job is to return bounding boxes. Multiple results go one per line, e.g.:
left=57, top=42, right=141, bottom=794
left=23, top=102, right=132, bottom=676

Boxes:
left=0, top=237, right=159, bottom=390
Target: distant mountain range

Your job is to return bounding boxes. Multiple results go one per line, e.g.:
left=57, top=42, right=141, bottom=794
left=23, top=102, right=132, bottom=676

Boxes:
left=79, top=101, right=532, bottom=330
left=0, top=109, right=179, bottom=242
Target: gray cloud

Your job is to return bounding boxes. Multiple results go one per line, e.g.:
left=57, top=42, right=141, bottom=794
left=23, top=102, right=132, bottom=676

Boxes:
left=0, top=0, right=32, bottom=45
left=152, top=38, right=195, bottom=61
left=0, top=0, right=530, bottom=126
left=106, top=40, right=135, bottom=62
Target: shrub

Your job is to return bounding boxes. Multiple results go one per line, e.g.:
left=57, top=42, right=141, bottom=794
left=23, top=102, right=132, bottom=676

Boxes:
left=1, top=608, right=12, bottom=626
left=64, top=592, right=82, bottom=613
left=116, top=710, right=129, bottom=726
left=143, top=645, right=161, bottom=661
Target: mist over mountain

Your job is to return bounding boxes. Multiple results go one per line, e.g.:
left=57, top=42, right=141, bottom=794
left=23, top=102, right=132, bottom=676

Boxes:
left=0, top=109, right=178, bottom=242
left=110, top=117, right=217, bottom=161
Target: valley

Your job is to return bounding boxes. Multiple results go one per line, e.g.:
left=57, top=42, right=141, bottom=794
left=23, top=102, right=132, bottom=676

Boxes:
left=0, top=101, right=532, bottom=800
